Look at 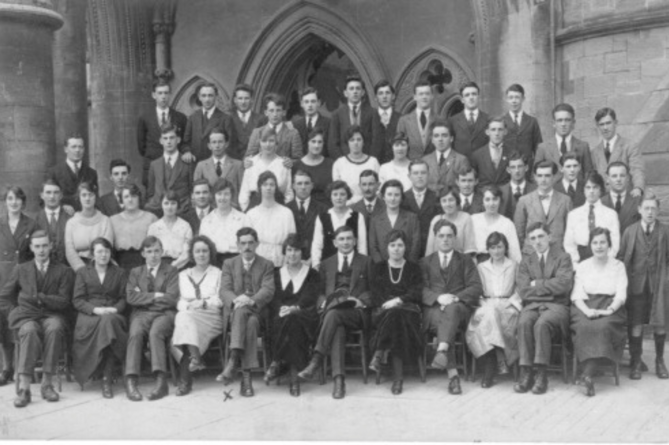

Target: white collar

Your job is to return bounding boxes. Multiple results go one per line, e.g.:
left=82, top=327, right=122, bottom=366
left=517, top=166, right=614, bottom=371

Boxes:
left=378, top=107, right=392, bottom=117
left=416, top=108, right=431, bottom=117
left=203, top=107, right=215, bottom=118
left=436, top=148, right=451, bottom=159
left=538, top=189, right=554, bottom=199
left=164, top=152, right=177, bottom=163
left=46, top=206, right=61, bottom=218
left=242, top=257, right=255, bottom=269
left=610, top=190, right=626, bottom=202
left=305, top=114, right=319, bottom=124
left=237, top=110, right=250, bottom=119
left=348, top=102, right=360, bottom=110
left=297, top=196, right=311, bottom=206
left=35, top=259, right=50, bottom=271
left=511, top=180, right=526, bottom=191
left=66, top=159, right=81, bottom=172
left=641, top=221, right=655, bottom=232
left=413, top=188, right=426, bottom=197
left=338, top=251, right=354, bottom=268
left=509, top=110, right=524, bottom=119
left=438, top=250, right=453, bottom=264
left=212, top=155, right=226, bottom=164
left=480, top=256, right=514, bottom=272
left=363, top=197, right=377, bottom=206
left=555, top=133, right=573, bottom=146
left=156, top=106, right=169, bottom=115
left=466, top=109, right=479, bottom=119
left=460, top=193, right=473, bottom=202
left=328, top=207, right=353, bottom=218
left=280, top=264, right=310, bottom=291
left=603, top=134, right=618, bottom=149
left=269, top=122, right=284, bottom=133
left=562, top=178, right=577, bottom=190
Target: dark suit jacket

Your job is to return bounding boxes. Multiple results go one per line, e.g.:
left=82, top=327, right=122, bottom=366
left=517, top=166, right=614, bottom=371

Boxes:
left=328, top=102, right=374, bottom=159
left=554, top=179, right=586, bottom=208
left=98, top=192, right=123, bottom=217
left=601, top=192, right=641, bottom=235
left=292, top=114, right=331, bottom=158
left=402, top=188, right=440, bottom=256
left=368, top=209, right=421, bottom=263
left=502, top=111, right=543, bottom=163
left=370, top=109, right=400, bottom=164
left=448, top=110, right=490, bottom=160
left=319, top=252, right=372, bottom=306
left=397, top=109, right=437, bottom=159
left=534, top=135, right=593, bottom=183
left=183, top=107, right=237, bottom=162
left=420, top=250, right=482, bottom=308
left=126, top=263, right=178, bottom=313
left=46, top=162, right=98, bottom=211
left=469, top=144, right=514, bottom=187
left=514, top=190, right=573, bottom=254
left=500, top=181, right=537, bottom=220
left=181, top=207, right=212, bottom=235
left=0, top=214, right=38, bottom=289
left=220, top=254, right=275, bottom=310
left=422, top=149, right=470, bottom=194
left=516, top=246, right=573, bottom=306
left=230, top=110, right=266, bottom=160
left=351, top=198, right=386, bottom=232
left=136, top=107, right=187, bottom=161
left=287, top=198, right=329, bottom=260
left=461, top=192, right=485, bottom=215
left=35, top=209, right=71, bottom=265
left=146, top=156, right=192, bottom=214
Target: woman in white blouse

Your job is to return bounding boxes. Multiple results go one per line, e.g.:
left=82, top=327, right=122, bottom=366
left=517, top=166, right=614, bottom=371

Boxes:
left=564, top=171, right=620, bottom=264
left=426, top=186, right=477, bottom=256
left=239, top=126, right=294, bottom=211
left=172, top=235, right=225, bottom=396
left=378, top=132, right=412, bottom=191
left=466, top=232, right=521, bottom=388
left=147, top=190, right=192, bottom=270
left=570, top=227, right=628, bottom=397
left=470, top=186, right=522, bottom=263
left=332, top=125, right=380, bottom=204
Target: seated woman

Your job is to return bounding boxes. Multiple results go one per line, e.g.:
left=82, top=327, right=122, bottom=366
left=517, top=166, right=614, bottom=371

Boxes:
left=291, top=129, right=333, bottom=208
left=332, top=125, right=380, bottom=204
left=264, top=234, right=320, bottom=396
left=147, top=190, right=192, bottom=269
left=65, top=182, right=114, bottom=271
left=378, top=133, right=412, bottom=191
left=425, top=186, right=476, bottom=256
left=247, top=171, right=297, bottom=268
left=571, top=227, right=628, bottom=397
left=465, top=232, right=521, bottom=388
left=110, top=184, right=157, bottom=270
left=172, top=235, right=225, bottom=396
left=368, top=229, right=423, bottom=395
left=310, top=180, right=367, bottom=269
left=471, top=186, right=522, bottom=264
left=72, top=237, right=128, bottom=398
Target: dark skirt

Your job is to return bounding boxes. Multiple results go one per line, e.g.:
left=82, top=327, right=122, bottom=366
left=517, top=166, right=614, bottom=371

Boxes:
left=571, top=293, right=627, bottom=363
left=626, top=280, right=653, bottom=326
left=271, top=308, right=319, bottom=370
left=371, top=304, right=423, bottom=363
left=73, top=312, right=128, bottom=385
left=116, top=249, right=144, bottom=271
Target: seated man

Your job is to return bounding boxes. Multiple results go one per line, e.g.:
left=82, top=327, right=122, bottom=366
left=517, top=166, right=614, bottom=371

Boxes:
left=0, top=230, right=74, bottom=408
left=515, top=222, right=574, bottom=394
left=298, top=226, right=373, bottom=399
left=124, top=236, right=179, bottom=402
left=421, top=220, right=482, bottom=395
left=220, top=227, right=275, bottom=397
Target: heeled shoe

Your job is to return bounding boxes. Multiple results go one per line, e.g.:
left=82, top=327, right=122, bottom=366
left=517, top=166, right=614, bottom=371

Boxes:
left=14, top=388, right=31, bottom=408
left=448, top=375, right=462, bottom=395
left=391, top=380, right=403, bottom=395
left=175, top=380, right=192, bottom=396
left=264, top=361, right=285, bottom=384
left=368, top=355, right=382, bottom=373
left=101, top=377, right=114, bottom=399
left=188, top=357, right=205, bottom=373
left=583, top=376, right=595, bottom=397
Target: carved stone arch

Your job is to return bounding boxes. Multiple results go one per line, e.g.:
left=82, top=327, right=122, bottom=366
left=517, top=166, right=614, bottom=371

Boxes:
left=394, top=46, right=476, bottom=117
left=236, top=0, right=389, bottom=110
left=171, top=73, right=231, bottom=115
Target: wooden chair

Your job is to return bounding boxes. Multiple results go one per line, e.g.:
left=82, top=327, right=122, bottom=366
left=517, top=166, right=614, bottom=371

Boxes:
left=423, top=330, right=471, bottom=381
left=322, top=329, right=369, bottom=384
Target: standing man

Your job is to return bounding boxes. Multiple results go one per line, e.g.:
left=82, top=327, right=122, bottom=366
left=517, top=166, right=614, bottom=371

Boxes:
left=499, top=152, right=536, bottom=220
left=46, top=134, right=98, bottom=212
left=287, top=170, right=328, bottom=261
left=456, top=167, right=484, bottom=215
left=515, top=222, right=574, bottom=394
left=421, top=220, right=483, bottom=394
left=124, top=236, right=178, bottom=402
left=181, top=179, right=212, bottom=235
left=220, top=227, right=275, bottom=396
left=137, top=79, right=187, bottom=186
left=534, top=103, right=592, bottom=183
left=602, top=161, right=641, bottom=234
left=193, top=128, right=243, bottom=195
left=422, top=120, right=470, bottom=194
left=36, top=180, right=72, bottom=265
left=592, top=107, right=645, bottom=196
left=329, top=74, right=374, bottom=159
left=397, top=80, right=436, bottom=160
left=229, top=84, right=266, bottom=160
left=246, top=93, right=302, bottom=162
left=370, top=80, right=400, bottom=164
left=291, top=87, right=331, bottom=158
left=448, top=81, right=490, bottom=160
left=402, top=160, right=440, bottom=257
left=98, top=159, right=132, bottom=217
left=351, top=170, right=385, bottom=230
left=502, top=84, right=543, bottom=171
left=470, top=117, right=513, bottom=187
left=182, top=82, right=236, bottom=164
left=554, top=153, right=586, bottom=208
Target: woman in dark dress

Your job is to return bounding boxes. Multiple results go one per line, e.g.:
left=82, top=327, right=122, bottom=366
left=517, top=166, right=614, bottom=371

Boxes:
left=368, top=229, right=423, bottom=395
left=264, top=234, right=320, bottom=396
left=571, top=227, right=628, bottom=397
left=292, top=128, right=334, bottom=208
left=72, top=237, right=128, bottom=398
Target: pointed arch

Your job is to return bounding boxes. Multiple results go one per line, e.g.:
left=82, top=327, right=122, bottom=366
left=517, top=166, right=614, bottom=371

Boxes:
left=171, top=73, right=231, bottom=114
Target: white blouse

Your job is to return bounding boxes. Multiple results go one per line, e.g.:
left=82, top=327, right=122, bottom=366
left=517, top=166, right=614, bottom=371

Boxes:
left=177, top=265, right=223, bottom=312
left=564, top=200, right=620, bottom=264
left=247, top=204, right=296, bottom=267
left=570, top=257, right=628, bottom=306
left=147, top=217, right=192, bottom=260
left=239, top=155, right=294, bottom=211
left=379, top=161, right=412, bottom=191
left=470, top=213, right=522, bottom=263
left=199, top=208, right=251, bottom=254
left=332, top=155, right=380, bottom=204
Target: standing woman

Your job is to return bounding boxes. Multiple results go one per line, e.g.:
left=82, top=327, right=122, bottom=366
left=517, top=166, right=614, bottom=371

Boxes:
left=147, top=190, right=193, bottom=269
left=265, top=234, right=320, bottom=396
left=110, top=184, right=157, bottom=270
left=470, top=186, right=522, bottom=263
left=571, top=227, right=628, bottom=396
left=425, top=186, right=476, bottom=256
left=247, top=171, right=296, bottom=268
left=64, top=182, right=114, bottom=271
left=291, top=129, right=333, bottom=208
left=378, top=133, right=412, bottom=191
left=369, top=179, right=421, bottom=263
left=72, top=237, right=128, bottom=398
left=332, top=125, right=380, bottom=204
left=368, top=229, right=423, bottom=395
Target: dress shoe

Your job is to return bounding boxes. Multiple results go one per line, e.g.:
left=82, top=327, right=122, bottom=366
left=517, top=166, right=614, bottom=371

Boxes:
left=101, top=377, right=114, bottom=399
left=629, top=360, right=643, bottom=380
left=0, top=369, right=13, bottom=386
left=368, top=355, right=382, bottom=373
left=430, top=351, right=448, bottom=371
left=41, top=384, right=59, bottom=402
left=448, top=375, right=462, bottom=395
left=656, top=359, right=669, bottom=379
left=147, top=373, right=169, bottom=401
left=583, top=376, right=595, bottom=397
left=481, top=376, right=494, bottom=389
left=298, top=355, right=322, bottom=381
left=332, top=375, right=346, bottom=399
left=240, top=371, right=254, bottom=397
left=125, top=376, right=143, bottom=402
left=514, top=367, right=534, bottom=393
left=188, top=357, right=205, bottom=373
left=391, top=380, right=403, bottom=395
left=264, top=361, right=287, bottom=384
left=221, top=357, right=239, bottom=385
left=531, top=368, right=548, bottom=394
left=14, top=388, right=31, bottom=408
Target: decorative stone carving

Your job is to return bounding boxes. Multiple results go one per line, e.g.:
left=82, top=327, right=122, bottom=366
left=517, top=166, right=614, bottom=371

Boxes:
left=171, top=74, right=231, bottom=115
left=152, top=0, right=176, bottom=80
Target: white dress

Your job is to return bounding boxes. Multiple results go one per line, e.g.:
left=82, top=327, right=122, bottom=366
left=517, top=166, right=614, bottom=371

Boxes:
left=378, top=161, right=412, bottom=191
left=238, top=155, right=294, bottom=211
left=247, top=203, right=296, bottom=267
left=147, top=217, right=193, bottom=260
left=332, top=155, right=380, bottom=204
left=470, top=213, right=522, bottom=263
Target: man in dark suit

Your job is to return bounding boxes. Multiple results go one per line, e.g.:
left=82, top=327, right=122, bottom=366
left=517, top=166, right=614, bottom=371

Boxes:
left=554, top=153, right=585, bottom=207
left=0, top=230, right=74, bottom=407
left=137, top=79, right=187, bottom=186
left=534, top=103, right=593, bottom=183
left=369, top=80, right=400, bottom=164
left=98, top=159, right=131, bottom=217
left=193, top=128, right=244, bottom=197
left=145, top=124, right=192, bottom=216
left=328, top=74, right=374, bottom=159
left=502, top=84, right=543, bottom=172
left=402, top=160, right=440, bottom=257
left=500, top=152, right=537, bottom=220
left=220, top=227, right=275, bottom=397
left=447, top=81, right=490, bottom=160
left=422, top=120, right=470, bottom=194
left=228, top=84, right=266, bottom=160
left=421, top=219, right=483, bottom=395
left=298, top=225, right=372, bottom=399
left=288, top=170, right=328, bottom=261
left=36, top=180, right=72, bottom=266
left=397, top=80, right=437, bottom=160
left=291, top=87, right=331, bottom=158
left=124, top=236, right=178, bottom=402
left=246, top=93, right=302, bottom=163
left=602, top=161, right=641, bottom=234
left=515, top=222, right=573, bottom=394
left=456, top=167, right=484, bottom=214
left=181, top=179, right=212, bottom=235
left=46, top=134, right=98, bottom=212
left=470, top=117, right=513, bottom=187
left=182, top=82, right=237, bottom=164
left=351, top=170, right=385, bottom=231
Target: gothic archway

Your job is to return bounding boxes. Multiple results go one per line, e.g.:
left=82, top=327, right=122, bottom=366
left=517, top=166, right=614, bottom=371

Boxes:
left=171, top=74, right=231, bottom=115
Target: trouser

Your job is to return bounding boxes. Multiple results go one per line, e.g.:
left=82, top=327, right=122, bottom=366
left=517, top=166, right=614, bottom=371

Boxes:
left=125, top=310, right=175, bottom=376
left=16, top=316, right=66, bottom=375
left=314, top=308, right=365, bottom=377
left=229, top=305, right=261, bottom=369
left=423, top=302, right=473, bottom=370
left=518, top=302, right=569, bottom=366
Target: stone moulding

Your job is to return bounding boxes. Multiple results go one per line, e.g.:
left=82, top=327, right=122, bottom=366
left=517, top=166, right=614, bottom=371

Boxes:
left=0, top=3, right=63, bottom=29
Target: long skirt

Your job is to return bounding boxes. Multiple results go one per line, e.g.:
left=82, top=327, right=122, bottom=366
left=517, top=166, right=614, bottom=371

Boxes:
left=271, top=309, right=319, bottom=370
left=466, top=297, right=520, bottom=363
left=73, top=312, right=128, bottom=385
left=571, top=293, right=627, bottom=363
left=172, top=308, right=225, bottom=355
left=371, top=304, right=423, bottom=363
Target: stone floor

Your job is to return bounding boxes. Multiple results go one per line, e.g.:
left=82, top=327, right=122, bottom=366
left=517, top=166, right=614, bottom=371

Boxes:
left=1, top=342, right=668, bottom=442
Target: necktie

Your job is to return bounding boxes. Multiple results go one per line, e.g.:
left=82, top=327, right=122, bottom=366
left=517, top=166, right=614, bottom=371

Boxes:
left=439, top=153, right=445, bottom=166
left=241, top=112, right=248, bottom=124
left=567, top=184, right=575, bottom=199
left=366, top=204, right=373, bottom=214
left=215, top=161, right=222, bottom=177
left=560, top=137, right=567, bottom=156
left=646, top=224, right=652, bottom=237
left=341, top=255, right=350, bottom=274
left=441, top=254, right=449, bottom=270
left=615, top=194, right=622, bottom=213
left=588, top=204, right=596, bottom=232
left=147, top=268, right=156, bottom=292
left=381, top=110, right=390, bottom=126
left=351, top=106, right=359, bottom=126
left=513, top=187, right=522, bottom=201
left=203, top=110, right=210, bottom=125
left=48, top=212, right=57, bottom=238
left=463, top=197, right=471, bottom=212
left=604, top=142, right=611, bottom=163
left=468, top=112, right=475, bottom=125
left=416, top=193, right=423, bottom=208
left=73, top=162, right=80, bottom=176
left=514, top=113, right=520, bottom=126
left=492, top=146, right=501, bottom=168
left=161, top=111, right=167, bottom=125
left=539, top=194, right=550, bottom=201
left=307, top=117, right=313, bottom=133
left=539, top=255, right=545, bottom=275
left=299, top=199, right=306, bottom=217
left=420, top=111, right=427, bottom=129
left=40, top=263, right=47, bottom=279
left=166, top=158, right=173, bottom=176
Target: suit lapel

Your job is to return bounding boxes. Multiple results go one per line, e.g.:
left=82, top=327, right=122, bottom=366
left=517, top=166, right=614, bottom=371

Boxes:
left=531, top=193, right=548, bottom=223
left=13, top=215, right=31, bottom=244
left=168, top=159, right=183, bottom=189
left=349, top=254, right=361, bottom=291
left=326, top=258, right=337, bottom=295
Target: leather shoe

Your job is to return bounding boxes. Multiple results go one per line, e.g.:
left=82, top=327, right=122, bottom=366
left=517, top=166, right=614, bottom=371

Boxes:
left=125, top=376, right=143, bottom=402
left=147, top=373, right=169, bottom=401
left=188, top=357, right=205, bottom=373
left=514, top=367, right=534, bottom=393
left=0, top=369, right=13, bottom=386
left=430, top=351, right=448, bottom=371
left=14, top=388, right=31, bottom=408
left=264, top=361, right=287, bottom=384
left=656, top=359, right=669, bottom=379
left=531, top=369, right=548, bottom=394
left=41, top=384, right=59, bottom=402
left=221, top=357, right=239, bottom=386
left=583, top=376, right=595, bottom=397
left=368, top=355, right=382, bottom=373
left=332, top=375, right=345, bottom=399
left=391, top=380, right=403, bottom=395
left=289, top=381, right=300, bottom=397
left=240, top=371, right=254, bottom=397
left=298, top=355, right=322, bottom=381
left=175, top=381, right=191, bottom=396
left=630, top=360, right=643, bottom=380
left=481, top=376, right=494, bottom=389
left=101, top=377, right=114, bottom=399
left=448, top=375, right=462, bottom=395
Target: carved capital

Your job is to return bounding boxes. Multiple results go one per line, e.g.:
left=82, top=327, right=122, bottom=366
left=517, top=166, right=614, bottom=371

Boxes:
left=154, top=67, right=173, bottom=80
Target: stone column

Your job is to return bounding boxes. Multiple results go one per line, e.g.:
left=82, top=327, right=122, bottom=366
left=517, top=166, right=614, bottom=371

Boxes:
left=0, top=1, right=63, bottom=212
left=153, top=0, right=176, bottom=81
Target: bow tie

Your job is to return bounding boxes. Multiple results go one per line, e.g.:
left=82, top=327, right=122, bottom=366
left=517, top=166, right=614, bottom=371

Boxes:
left=539, top=194, right=550, bottom=201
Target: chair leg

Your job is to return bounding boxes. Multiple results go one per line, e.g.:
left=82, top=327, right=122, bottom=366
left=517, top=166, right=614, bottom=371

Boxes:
left=471, top=355, right=478, bottom=382
left=561, top=344, right=569, bottom=384
left=167, top=340, right=179, bottom=387
left=572, top=356, right=578, bottom=385
left=360, top=332, right=368, bottom=385
left=418, top=353, right=426, bottom=383
left=614, top=361, right=620, bottom=386
left=320, top=356, right=328, bottom=385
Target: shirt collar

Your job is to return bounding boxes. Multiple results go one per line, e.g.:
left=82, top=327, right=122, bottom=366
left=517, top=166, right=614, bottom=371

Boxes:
left=280, top=264, right=310, bottom=291
left=338, top=251, right=354, bottom=269
left=269, top=122, right=283, bottom=133
left=610, top=190, right=626, bottom=202
left=512, top=180, right=526, bottom=191
left=562, top=178, right=577, bottom=190
left=538, top=189, right=553, bottom=200
left=460, top=193, right=473, bottom=202
left=164, top=152, right=177, bottom=164
left=243, top=257, right=255, bottom=269
left=603, top=134, right=618, bottom=149
left=417, top=108, right=431, bottom=117
left=306, top=114, right=319, bottom=124
left=298, top=196, right=311, bottom=207
left=413, top=188, right=426, bottom=198
left=439, top=250, right=453, bottom=264
left=35, top=259, right=50, bottom=271
left=66, top=159, right=81, bottom=172
left=156, top=106, right=169, bottom=115
left=348, top=102, right=360, bottom=111
left=46, top=206, right=61, bottom=218
left=378, top=108, right=392, bottom=118
left=237, top=110, right=249, bottom=120
left=203, top=107, right=214, bottom=118
left=510, top=110, right=524, bottom=120
left=555, top=133, right=573, bottom=146
left=642, top=221, right=655, bottom=232
left=466, top=109, right=479, bottom=119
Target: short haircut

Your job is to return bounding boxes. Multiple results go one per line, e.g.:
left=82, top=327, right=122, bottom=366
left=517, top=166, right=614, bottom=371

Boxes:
left=77, top=181, right=98, bottom=197
left=606, top=161, right=629, bottom=174
left=552, top=103, right=575, bottom=119
left=63, top=133, right=85, bottom=147
left=196, top=82, right=218, bottom=96
left=41, top=179, right=61, bottom=192
left=152, top=79, right=171, bottom=92
left=359, top=169, right=379, bottom=182
left=256, top=170, right=278, bottom=195
left=527, top=221, right=550, bottom=236
left=90, top=237, right=113, bottom=256
left=559, top=152, right=581, bottom=167
left=300, top=86, right=320, bottom=100
left=188, top=235, right=217, bottom=265
left=409, top=159, right=429, bottom=173
left=486, top=231, right=509, bottom=254
left=160, top=190, right=181, bottom=209
left=208, top=127, right=229, bottom=143
left=429, top=119, right=456, bottom=139
left=345, top=124, right=365, bottom=142
left=236, top=226, right=259, bottom=242
left=380, top=179, right=405, bottom=201
left=533, top=160, right=558, bottom=175
left=282, top=233, right=303, bottom=255
left=263, top=92, right=286, bottom=110
left=192, top=178, right=212, bottom=193
left=589, top=227, right=612, bottom=247
left=433, top=219, right=457, bottom=237
left=392, top=132, right=409, bottom=145
left=109, top=158, right=131, bottom=174
left=505, top=83, right=525, bottom=96
left=459, top=81, right=480, bottom=95
left=594, top=107, right=617, bottom=122
left=508, top=151, right=529, bottom=166
left=121, top=183, right=143, bottom=202
left=212, top=178, right=235, bottom=196
left=487, top=116, right=506, bottom=129
left=30, top=229, right=50, bottom=243
left=457, top=166, right=478, bottom=179
left=326, top=180, right=353, bottom=200
left=344, top=74, right=364, bottom=89
left=414, top=79, right=432, bottom=93
left=585, top=170, right=606, bottom=192
left=385, top=229, right=406, bottom=247
left=438, top=185, right=461, bottom=207
left=641, top=190, right=660, bottom=207
left=481, top=185, right=503, bottom=200
left=233, top=83, right=254, bottom=98
left=292, top=169, right=313, bottom=183
left=374, top=79, right=395, bottom=95
left=334, top=225, right=355, bottom=238
left=307, top=128, right=325, bottom=142
left=141, top=235, right=163, bottom=251
left=160, top=123, right=178, bottom=135
left=259, top=126, right=276, bottom=142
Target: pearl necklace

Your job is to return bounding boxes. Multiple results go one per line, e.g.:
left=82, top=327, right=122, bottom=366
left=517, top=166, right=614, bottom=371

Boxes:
left=388, top=260, right=406, bottom=284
